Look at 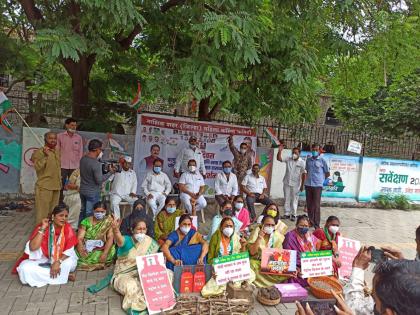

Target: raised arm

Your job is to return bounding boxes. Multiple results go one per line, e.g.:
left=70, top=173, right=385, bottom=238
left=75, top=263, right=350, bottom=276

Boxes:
left=29, top=219, right=49, bottom=251
left=276, top=143, right=285, bottom=162
left=111, top=217, right=125, bottom=247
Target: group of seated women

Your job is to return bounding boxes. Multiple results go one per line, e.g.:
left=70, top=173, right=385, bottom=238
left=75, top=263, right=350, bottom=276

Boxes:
left=14, top=196, right=342, bottom=314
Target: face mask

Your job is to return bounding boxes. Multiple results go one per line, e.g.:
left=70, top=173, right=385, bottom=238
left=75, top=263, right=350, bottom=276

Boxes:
left=97, top=151, right=104, bottom=160
left=166, top=206, right=176, bottom=214
left=67, top=128, right=76, bottom=133
left=223, top=167, right=232, bottom=174
left=223, top=227, right=234, bottom=238
left=333, top=175, right=338, bottom=181
left=153, top=166, right=161, bottom=173
left=188, top=165, right=196, bottom=173
left=94, top=212, right=105, bottom=220
left=223, top=209, right=233, bottom=217
left=267, top=210, right=277, bottom=218
left=329, top=226, right=340, bottom=234
left=189, top=144, right=196, bottom=149
left=298, top=227, right=309, bottom=235
left=133, top=233, right=146, bottom=242
left=311, top=151, right=319, bottom=158
left=263, top=226, right=274, bottom=235
left=240, top=148, right=247, bottom=154
left=292, top=153, right=299, bottom=160
left=234, top=202, right=244, bottom=210
left=180, top=226, right=191, bottom=235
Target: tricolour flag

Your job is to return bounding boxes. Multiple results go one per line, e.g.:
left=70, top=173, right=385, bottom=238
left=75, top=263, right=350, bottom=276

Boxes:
left=108, top=137, right=126, bottom=154
left=0, top=91, right=13, bottom=133
left=264, top=127, right=281, bottom=147
left=129, top=82, right=142, bottom=111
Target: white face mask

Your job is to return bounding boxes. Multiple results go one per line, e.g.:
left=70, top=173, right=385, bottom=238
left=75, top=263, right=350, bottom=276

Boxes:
left=180, top=226, right=191, bottom=235
left=234, top=202, right=244, bottom=210
left=222, top=227, right=234, bottom=238
left=97, top=151, right=104, bottom=160
left=188, top=165, right=196, bottom=173
left=133, top=233, right=146, bottom=242
left=263, top=226, right=274, bottom=235
left=240, top=148, right=247, bottom=154
left=189, top=144, right=196, bottom=149
left=329, top=226, right=340, bottom=234
left=67, top=128, right=76, bottom=133
left=292, top=153, right=299, bottom=160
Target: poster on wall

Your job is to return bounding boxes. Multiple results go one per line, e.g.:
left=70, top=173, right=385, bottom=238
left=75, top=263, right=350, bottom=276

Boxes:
left=0, top=127, right=22, bottom=193
left=301, top=153, right=361, bottom=198
left=134, top=114, right=257, bottom=195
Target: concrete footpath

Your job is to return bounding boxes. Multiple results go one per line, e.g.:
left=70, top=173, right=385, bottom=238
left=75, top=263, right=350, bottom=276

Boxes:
left=0, top=206, right=418, bottom=315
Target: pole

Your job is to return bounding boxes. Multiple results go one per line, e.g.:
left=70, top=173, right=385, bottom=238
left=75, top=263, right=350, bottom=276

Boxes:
left=13, top=108, right=44, bottom=147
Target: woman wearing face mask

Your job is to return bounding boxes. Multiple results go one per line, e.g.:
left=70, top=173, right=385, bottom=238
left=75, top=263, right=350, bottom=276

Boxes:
left=76, top=202, right=116, bottom=271
left=120, top=199, right=154, bottom=238
left=313, top=216, right=342, bottom=277
left=256, top=203, right=288, bottom=235
left=201, top=217, right=255, bottom=297
left=111, top=217, right=160, bottom=314
left=248, top=215, right=288, bottom=287
left=283, top=215, right=321, bottom=287
left=233, top=195, right=250, bottom=232
left=154, top=196, right=184, bottom=245
left=161, top=214, right=208, bottom=271
left=208, top=201, right=243, bottom=239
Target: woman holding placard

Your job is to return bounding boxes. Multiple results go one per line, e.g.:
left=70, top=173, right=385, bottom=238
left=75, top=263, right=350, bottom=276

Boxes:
left=161, top=214, right=208, bottom=270
left=283, top=214, right=321, bottom=287
left=111, top=217, right=160, bottom=313
left=201, top=217, right=254, bottom=297
left=248, top=215, right=288, bottom=287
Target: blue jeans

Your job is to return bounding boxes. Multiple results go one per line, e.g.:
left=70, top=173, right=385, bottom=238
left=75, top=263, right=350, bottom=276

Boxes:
left=79, top=192, right=100, bottom=224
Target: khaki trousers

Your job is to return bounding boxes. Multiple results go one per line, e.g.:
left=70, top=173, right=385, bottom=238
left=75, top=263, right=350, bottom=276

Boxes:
left=35, top=186, right=60, bottom=224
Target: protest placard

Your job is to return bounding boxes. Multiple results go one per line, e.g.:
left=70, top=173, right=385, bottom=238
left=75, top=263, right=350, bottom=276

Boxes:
left=213, top=252, right=251, bottom=285
left=338, top=236, right=361, bottom=280
left=260, top=248, right=297, bottom=275
left=301, top=251, right=333, bottom=279
left=136, top=253, right=176, bottom=314
left=347, top=140, right=362, bottom=154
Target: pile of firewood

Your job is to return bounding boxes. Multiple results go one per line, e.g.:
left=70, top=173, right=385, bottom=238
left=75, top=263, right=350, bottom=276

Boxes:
left=163, top=295, right=253, bottom=315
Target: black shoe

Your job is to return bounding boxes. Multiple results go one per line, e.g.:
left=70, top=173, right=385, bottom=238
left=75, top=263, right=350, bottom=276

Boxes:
left=290, top=215, right=296, bottom=222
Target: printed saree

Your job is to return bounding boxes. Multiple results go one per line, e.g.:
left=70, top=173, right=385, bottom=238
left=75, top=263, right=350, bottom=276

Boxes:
left=154, top=208, right=184, bottom=243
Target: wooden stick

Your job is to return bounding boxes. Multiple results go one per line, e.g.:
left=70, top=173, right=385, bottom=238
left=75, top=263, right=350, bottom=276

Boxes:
left=13, top=108, right=44, bottom=147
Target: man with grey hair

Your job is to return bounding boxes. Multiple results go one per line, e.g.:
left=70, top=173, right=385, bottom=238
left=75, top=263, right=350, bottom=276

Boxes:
left=31, top=131, right=61, bottom=224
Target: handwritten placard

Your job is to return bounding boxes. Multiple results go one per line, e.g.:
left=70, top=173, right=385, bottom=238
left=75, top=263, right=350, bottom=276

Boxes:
left=301, top=251, right=333, bottom=279
left=136, top=253, right=176, bottom=314
left=213, top=252, right=251, bottom=285
left=261, top=248, right=297, bottom=275
left=338, top=236, right=361, bottom=280
left=347, top=140, right=362, bottom=154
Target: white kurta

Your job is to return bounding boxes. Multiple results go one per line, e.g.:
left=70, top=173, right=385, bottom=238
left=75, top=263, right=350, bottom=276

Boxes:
left=17, top=241, right=78, bottom=287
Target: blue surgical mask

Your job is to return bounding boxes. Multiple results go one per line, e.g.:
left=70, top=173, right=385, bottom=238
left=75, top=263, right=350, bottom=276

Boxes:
left=297, top=227, right=309, bottom=235
left=311, top=151, right=319, bottom=158
left=94, top=212, right=105, bottom=220
left=223, top=167, right=232, bottom=174
left=153, top=166, right=161, bottom=173
left=166, top=206, right=176, bottom=214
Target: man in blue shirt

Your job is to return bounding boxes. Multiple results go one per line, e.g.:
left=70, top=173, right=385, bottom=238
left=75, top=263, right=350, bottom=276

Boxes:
left=305, top=144, right=330, bottom=228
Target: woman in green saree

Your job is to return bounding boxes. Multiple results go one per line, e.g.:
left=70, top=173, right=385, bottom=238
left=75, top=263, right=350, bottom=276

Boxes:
left=154, top=196, right=184, bottom=245
left=76, top=202, right=115, bottom=271
left=201, top=217, right=255, bottom=297
left=111, top=216, right=162, bottom=314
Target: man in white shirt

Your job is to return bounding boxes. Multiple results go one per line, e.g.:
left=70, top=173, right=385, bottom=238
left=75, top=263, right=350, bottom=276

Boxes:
left=179, top=159, right=207, bottom=216
left=141, top=159, right=172, bottom=218
left=174, top=136, right=206, bottom=178
left=241, top=164, right=273, bottom=221
left=214, top=160, right=238, bottom=207
left=110, top=156, right=138, bottom=218
left=277, top=145, right=306, bottom=221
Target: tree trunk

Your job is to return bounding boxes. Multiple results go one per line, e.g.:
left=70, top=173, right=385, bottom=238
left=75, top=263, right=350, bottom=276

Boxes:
left=197, top=97, right=221, bottom=121
left=61, top=54, right=95, bottom=119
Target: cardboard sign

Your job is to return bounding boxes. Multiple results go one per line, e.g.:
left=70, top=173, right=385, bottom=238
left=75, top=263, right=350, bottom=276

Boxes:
left=136, top=253, right=176, bottom=314
left=175, top=216, right=198, bottom=230
left=338, top=236, right=361, bottom=280
left=260, top=248, right=297, bottom=275
left=347, top=140, right=362, bottom=154
left=301, top=251, right=333, bottom=279
left=213, top=252, right=251, bottom=285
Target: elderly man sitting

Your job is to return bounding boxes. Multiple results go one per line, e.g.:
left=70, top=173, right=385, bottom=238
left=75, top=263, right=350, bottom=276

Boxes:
left=109, top=156, right=138, bottom=219
left=141, top=159, right=172, bottom=218
left=179, top=159, right=207, bottom=216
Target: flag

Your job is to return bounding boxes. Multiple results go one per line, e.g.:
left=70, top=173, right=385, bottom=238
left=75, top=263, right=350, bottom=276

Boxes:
left=264, top=127, right=281, bottom=147
left=129, top=82, right=142, bottom=111
left=108, top=137, right=126, bottom=154
left=0, top=92, right=13, bottom=133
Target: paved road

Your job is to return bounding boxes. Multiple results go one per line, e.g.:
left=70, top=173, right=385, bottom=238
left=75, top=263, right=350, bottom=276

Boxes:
left=0, top=205, right=418, bottom=315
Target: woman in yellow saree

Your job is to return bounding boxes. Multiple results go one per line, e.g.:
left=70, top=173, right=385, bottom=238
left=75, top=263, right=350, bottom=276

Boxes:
left=248, top=215, right=288, bottom=288
left=111, top=217, right=161, bottom=314
left=201, top=217, right=255, bottom=297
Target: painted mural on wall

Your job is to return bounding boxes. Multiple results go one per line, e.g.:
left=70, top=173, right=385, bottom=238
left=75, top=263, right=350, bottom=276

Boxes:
left=20, top=127, right=135, bottom=194
left=0, top=128, right=22, bottom=193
